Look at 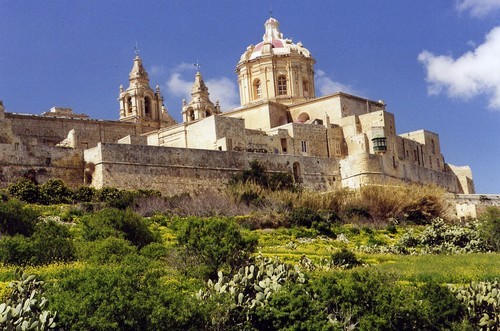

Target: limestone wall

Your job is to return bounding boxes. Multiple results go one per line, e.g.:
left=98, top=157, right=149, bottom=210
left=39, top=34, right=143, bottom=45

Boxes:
left=6, top=113, right=139, bottom=149
left=0, top=143, right=83, bottom=188
left=84, top=143, right=340, bottom=195
left=340, top=152, right=462, bottom=193
left=452, top=194, right=500, bottom=218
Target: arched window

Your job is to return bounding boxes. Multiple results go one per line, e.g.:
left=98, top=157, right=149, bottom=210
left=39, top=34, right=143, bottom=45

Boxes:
left=431, top=139, right=435, bottom=154
left=277, top=75, right=287, bottom=96
left=187, top=108, right=195, bottom=121
left=253, top=79, right=262, bottom=100
left=144, top=96, right=152, bottom=118
left=126, top=97, right=132, bottom=115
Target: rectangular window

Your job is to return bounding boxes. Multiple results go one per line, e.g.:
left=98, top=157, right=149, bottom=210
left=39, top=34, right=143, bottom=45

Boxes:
left=335, top=141, right=341, bottom=156
left=281, top=138, right=287, bottom=153
left=301, top=141, right=307, bottom=153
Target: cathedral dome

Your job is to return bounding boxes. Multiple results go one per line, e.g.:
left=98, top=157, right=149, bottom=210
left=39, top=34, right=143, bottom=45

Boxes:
left=239, top=17, right=312, bottom=62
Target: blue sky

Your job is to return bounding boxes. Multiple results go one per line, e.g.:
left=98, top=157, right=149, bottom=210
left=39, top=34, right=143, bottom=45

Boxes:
left=1, top=0, right=499, bottom=194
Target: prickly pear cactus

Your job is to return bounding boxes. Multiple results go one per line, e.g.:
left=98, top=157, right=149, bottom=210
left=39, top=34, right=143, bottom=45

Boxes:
left=0, top=269, right=58, bottom=330
left=197, top=255, right=305, bottom=310
left=450, top=280, right=499, bottom=330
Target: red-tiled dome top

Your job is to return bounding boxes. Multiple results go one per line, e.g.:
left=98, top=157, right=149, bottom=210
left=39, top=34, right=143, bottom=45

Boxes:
left=239, top=17, right=312, bottom=62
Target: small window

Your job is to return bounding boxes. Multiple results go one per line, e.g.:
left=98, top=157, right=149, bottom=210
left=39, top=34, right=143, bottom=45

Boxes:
left=277, top=75, right=287, bottom=95
left=431, top=139, right=436, bottom=154
left=335, top=141, right=341, bottom=156
left=253, top=79, right=262, bottom=100
left=281, top=138, right=287, bottom=153
left=301, top=141, right=307, bottom=153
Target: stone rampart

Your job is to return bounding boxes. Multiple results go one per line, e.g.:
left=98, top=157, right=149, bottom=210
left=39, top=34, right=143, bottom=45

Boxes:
left=84, top=143, right=340, bottom=195
left=0, top=143, right=84, bottom=187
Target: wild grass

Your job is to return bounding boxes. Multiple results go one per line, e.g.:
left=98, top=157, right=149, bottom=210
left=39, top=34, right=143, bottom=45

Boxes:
left=370, top=253, right=500, bottom=283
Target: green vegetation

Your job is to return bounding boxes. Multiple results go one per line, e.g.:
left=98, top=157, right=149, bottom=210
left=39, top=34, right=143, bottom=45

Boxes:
left=0, top=175, right=499, bottom=330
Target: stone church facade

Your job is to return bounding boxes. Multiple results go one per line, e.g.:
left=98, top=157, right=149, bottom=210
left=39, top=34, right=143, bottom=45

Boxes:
left=0, top=17, right=474, bottom=195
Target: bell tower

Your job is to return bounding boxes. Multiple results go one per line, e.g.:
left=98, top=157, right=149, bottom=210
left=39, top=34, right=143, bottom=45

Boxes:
left=182, top=69, right=221, bottom=123
left=118, top=53, right=175, bottom=130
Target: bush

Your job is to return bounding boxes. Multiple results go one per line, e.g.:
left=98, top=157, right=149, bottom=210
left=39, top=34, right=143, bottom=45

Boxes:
left=79, top=208, right=159, bottom=248
left=0, top=235, right=33, bottom=265
left=73, top=186, right=97, bottom=203
left=176, top=217, right=257, bottom=278
left=39, top=179, right=73, bottom=205
left=46, top=257, right=207, bottom=330
left=287, top=207, right=323, bottom=228
left=30, top=220, right=75, bottom=264
left=96, top=187, right=136, bottom=209
left=331, top=248, right=363, bottom=269
left=478, top=206, right=500, bottom=251
left=7, top=178, right=40, bottom=204
left=0, top=199, right=39, bottom=236
left=0, top=220, right=75, bottom=265
left=77, top=237, right=137, bottom=264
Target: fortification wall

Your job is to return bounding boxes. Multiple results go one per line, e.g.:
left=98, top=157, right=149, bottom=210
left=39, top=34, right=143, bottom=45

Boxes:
left=451, top=194, right=500, bottom=219
left=0, top=143, right=84, bottom=188
left=6, top=113, right=139, bottom=148
left=340, top=152, right=462, bottom=192
left=84, top=143, right=340, bottom=195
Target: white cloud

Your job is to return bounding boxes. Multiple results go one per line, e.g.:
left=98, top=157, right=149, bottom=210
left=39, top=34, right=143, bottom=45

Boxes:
left=418, top=26, right=500, bottom=110
left=315, top=69, right=353, bottom=96
left=456, top=0, right=500, bottom=17
left=149, top=65, right=167, bottom=76
left=164, top=64, right=239, bottom=112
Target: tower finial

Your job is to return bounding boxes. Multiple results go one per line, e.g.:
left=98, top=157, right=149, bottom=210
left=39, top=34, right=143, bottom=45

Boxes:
left=134, top=42, right=140, bottom=57
left=194, top=60, right=201, bottom=72
left=269, top=0, right=273, bottom=17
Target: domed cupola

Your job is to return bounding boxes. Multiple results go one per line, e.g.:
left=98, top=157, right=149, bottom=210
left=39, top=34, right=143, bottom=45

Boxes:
left=236, top=16, right=316, bottom=107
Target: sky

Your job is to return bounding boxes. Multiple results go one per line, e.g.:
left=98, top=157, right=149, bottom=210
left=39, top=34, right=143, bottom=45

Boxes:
left=1, top=0, right=499, bottom=194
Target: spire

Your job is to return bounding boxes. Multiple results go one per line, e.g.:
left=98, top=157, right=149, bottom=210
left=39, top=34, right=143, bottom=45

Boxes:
left=191, top=71, right=208, bottom=95
left=129, top=55, right=149, bottom=84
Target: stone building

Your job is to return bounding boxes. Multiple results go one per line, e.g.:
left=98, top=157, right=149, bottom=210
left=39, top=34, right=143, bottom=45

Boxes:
left=0, top=16, right=474, bottom=195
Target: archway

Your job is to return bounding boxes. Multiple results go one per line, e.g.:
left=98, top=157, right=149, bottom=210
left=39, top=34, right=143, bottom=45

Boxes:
left=295, top=112, right=310, bottom=124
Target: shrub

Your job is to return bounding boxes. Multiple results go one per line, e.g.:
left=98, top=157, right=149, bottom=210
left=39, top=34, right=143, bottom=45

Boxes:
left=0, top=235, right=33, bottom=265
left=7, top=178, right=40, bottom=204
left=331, top=248, right=363, bottom=269
left=30, top=220, right=75, bottom=265
left=79, top=208, right=159, bottom=248
left=176, top=217, right=257, bottom=278
left=286, top=206, right=323, bottom=228
left=96, top=187, right=136, bottom=209
left=0, top=199, right=39, bottom=236
left=478, top=206, right=500, bottom=251
left=46, top=257, right=207, bottom=330
left=76, top=237, right=136, bottom=264
left=73, top=186, right=96, bottom=203
left=0, top=220, right=75, bottom=265
left=140, top=242, right=169, bottom=261
left=39, top=179, right=73, bottom=205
